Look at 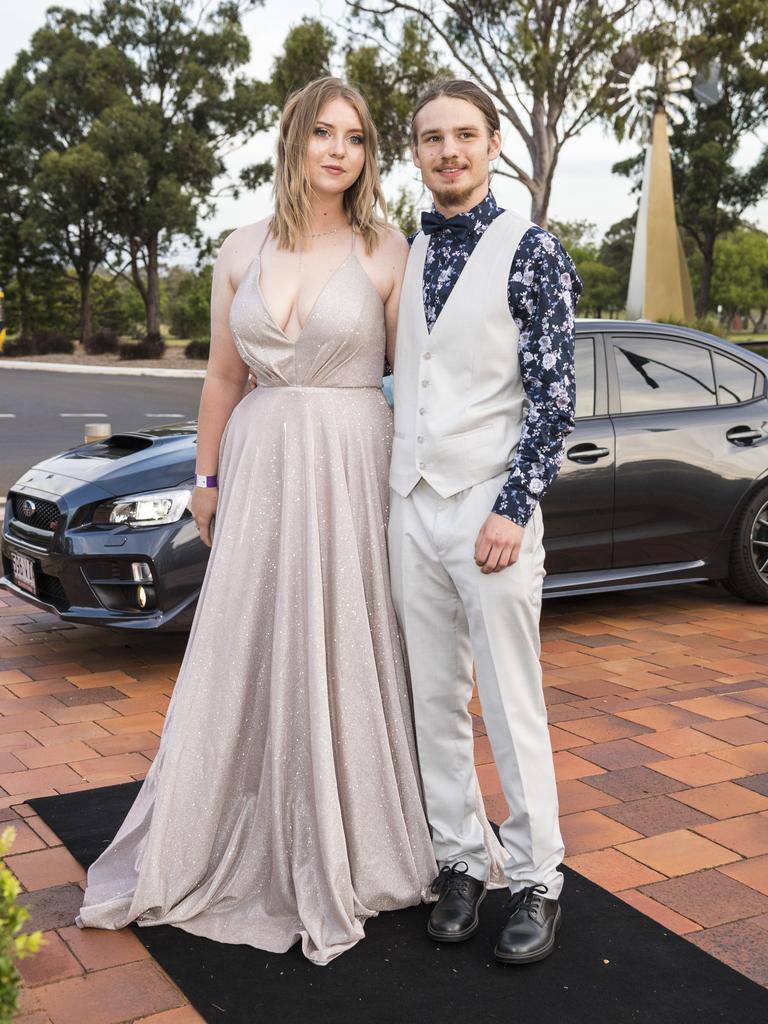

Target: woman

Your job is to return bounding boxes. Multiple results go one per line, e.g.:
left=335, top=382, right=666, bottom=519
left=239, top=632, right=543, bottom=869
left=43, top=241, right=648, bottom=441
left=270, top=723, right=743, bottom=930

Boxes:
left=77, top=77, right=502, bottom=965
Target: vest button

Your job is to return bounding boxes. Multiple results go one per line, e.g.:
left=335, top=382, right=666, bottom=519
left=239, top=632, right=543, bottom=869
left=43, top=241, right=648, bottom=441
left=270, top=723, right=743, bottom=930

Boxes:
left=419, top=408, right=426, bottom=415
left=417, top=436, right=424, bottom=444
left=423, top=352, right=432, bottom=360
left=421, top=380, right=429, bottom=387
left=419, top=462, right=426, bottom=469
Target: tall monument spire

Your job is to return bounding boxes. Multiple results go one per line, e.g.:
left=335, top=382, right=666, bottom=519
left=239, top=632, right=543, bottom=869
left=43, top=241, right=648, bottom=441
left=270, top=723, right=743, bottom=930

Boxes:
left=626, top=109, right=695, bottom=320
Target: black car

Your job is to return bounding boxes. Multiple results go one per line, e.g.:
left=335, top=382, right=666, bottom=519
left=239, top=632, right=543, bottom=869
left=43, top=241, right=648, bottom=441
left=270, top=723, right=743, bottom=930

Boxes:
left=3, top=320, right=768, bottom=630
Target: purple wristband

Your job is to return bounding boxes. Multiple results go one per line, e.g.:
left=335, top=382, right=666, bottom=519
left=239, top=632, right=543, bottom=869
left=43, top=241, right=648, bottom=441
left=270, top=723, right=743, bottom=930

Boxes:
left=195, top=474, right=218, bottom=488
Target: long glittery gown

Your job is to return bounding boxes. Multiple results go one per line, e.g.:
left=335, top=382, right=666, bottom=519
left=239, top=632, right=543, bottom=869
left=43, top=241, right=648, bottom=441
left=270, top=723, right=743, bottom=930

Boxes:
left=76, top=236, right=505, bottom=964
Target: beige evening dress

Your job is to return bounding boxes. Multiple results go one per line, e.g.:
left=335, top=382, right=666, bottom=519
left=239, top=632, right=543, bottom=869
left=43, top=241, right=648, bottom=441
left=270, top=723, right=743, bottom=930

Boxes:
left=76, top=233, right=505, bottom=965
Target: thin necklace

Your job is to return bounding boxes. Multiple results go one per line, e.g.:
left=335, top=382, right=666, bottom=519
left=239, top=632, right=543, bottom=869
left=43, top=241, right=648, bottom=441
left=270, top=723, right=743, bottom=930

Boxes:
left=298, top=225, right=351, bottom=274
left=308, top=226, right=344, bottom=238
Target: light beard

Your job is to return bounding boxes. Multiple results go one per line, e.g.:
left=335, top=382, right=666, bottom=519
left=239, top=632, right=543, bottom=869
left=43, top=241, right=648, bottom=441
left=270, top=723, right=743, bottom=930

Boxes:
left=431, top=181, right=480, bottom=212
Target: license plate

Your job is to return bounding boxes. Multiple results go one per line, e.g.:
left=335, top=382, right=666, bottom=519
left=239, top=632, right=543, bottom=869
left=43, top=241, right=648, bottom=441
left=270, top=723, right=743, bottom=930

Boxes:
left=10, top=552, right=37, bottom=596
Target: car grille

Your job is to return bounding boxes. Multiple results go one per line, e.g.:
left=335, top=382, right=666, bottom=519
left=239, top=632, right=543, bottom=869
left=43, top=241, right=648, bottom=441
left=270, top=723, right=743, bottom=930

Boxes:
left=36, top=571, right=70, bottom=610
left=11, top=494, right=62, bottom=532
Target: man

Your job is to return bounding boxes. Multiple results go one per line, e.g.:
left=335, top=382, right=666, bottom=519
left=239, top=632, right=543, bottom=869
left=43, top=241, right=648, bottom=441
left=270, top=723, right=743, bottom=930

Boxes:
left=388, top=78, right=582, bottom=964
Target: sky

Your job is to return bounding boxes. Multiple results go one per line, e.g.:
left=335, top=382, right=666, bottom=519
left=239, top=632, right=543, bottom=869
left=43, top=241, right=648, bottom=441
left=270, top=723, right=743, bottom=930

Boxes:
left=3, top=0, right=767, bottom=263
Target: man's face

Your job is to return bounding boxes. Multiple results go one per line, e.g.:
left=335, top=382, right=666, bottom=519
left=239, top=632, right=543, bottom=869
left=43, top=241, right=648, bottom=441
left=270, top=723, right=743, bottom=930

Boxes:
left=412, top=95, right=501, bottom=212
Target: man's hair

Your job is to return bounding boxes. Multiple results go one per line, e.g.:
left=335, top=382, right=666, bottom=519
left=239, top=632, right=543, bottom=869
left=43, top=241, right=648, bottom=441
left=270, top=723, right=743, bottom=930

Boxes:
left=410, top=79, right=501, bottom=146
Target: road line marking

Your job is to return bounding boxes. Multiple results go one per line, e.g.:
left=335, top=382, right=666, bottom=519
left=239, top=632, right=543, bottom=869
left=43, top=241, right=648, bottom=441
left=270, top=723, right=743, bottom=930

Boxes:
left=145, top=413, right=185, bottom=418
left=59, top=413, right=107, bottom=418
left=0, top=414, right=16, bottom=417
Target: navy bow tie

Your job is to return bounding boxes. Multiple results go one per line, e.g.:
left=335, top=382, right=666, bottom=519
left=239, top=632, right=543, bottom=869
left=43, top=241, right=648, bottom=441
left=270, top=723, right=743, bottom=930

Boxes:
left=421, top=210, right=474, bottom=243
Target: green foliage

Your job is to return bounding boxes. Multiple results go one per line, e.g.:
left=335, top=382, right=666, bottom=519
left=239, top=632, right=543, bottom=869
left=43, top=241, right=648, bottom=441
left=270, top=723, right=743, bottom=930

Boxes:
left=387, top=186, right=421, bottom=237
left=118, top=336, right=166, bottom=360
left=185, top=339, right=210, bottom=359
left=2, top=271, right=143, bottom=338
left=612, top=0, right=768, bottom=315
left=549, top=218, right=626, bottom=316
left=711, top=228, right=768, bottom=330
left=345, top=18, right=448, bottom=174
left=270, top=17, right=335, bottom=105
left=347, top=1, right=652, bottom=223
left=165, top=265, right=213, bottom=340
left=84, top=327, right=119, bottom=355
left=0, top=827, right=44, bottom=1022
left=575, top=260, right=624, bottom=317
left=657, top=314, right=730, bottom=339
left=548, top=219, right=599, bottom=254
left=1, top=1, right=268, bottom=342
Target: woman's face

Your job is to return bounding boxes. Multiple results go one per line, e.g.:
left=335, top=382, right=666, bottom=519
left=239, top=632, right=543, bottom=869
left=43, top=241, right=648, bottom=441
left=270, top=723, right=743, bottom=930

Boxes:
left=305, top=96, right=366, bottom=199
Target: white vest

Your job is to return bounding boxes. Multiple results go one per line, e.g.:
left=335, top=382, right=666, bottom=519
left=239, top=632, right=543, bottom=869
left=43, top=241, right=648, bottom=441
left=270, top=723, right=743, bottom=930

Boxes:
left=390, top=209, right=532, bottom=499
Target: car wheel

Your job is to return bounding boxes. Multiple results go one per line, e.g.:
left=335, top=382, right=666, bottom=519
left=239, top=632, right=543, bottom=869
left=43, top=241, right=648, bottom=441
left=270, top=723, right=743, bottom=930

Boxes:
left=724, top=486, right=768, bottom=603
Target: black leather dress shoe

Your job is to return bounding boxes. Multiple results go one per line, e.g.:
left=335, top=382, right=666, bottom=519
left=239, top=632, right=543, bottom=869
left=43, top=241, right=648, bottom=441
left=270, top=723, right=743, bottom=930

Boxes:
left=427, top=862, right=486, bottom=942
left=494, top=884, right=561, bottom=963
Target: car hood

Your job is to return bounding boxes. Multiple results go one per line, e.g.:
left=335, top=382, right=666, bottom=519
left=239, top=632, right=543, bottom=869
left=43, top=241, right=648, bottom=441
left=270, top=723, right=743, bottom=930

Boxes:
left=11, top=422, right=198, bottom=500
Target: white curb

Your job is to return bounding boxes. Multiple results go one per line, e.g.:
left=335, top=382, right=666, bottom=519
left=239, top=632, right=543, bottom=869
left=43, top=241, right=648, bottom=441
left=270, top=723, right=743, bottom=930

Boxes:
left=0, top=360, right=205, bottom=379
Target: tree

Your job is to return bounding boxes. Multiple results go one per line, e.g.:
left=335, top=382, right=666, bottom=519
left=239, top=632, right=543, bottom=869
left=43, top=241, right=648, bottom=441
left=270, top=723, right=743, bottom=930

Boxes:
left=711, top=228, right=768, bottom=331
left=239, top=18, right=337, bottom=191
left=83, top=0, right=267, bottom=337
left=612, top=1, right=768, bottom=316
left=600, top=215, right=635, bottom=304
left=239, top=15, right=445, bottom=192
left=347, top=1, right=649, bottom=226
left=1, top=9, right=126, bottom=343
left=344, top=17, right=449, bottom=173
left=0, top=65, right=53, bottom=336
left=549, top=218, right=624, bottom=315
left=672, top=0, right=768, bottom=316
left=165, top=264, right=214, bottom=339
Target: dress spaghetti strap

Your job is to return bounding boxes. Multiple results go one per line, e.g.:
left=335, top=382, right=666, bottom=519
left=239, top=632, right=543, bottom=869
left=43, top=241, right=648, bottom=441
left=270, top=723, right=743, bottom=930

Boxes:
left=258, top=226, right=271, bottom=256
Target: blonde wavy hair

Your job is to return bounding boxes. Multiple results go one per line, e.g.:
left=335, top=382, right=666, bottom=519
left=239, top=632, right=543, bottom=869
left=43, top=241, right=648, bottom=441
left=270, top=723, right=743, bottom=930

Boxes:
left=269, top=77, right=387, bottom=255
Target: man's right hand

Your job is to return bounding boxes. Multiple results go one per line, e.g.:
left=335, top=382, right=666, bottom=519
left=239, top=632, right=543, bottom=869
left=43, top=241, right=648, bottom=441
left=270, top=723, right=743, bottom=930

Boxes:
left=190, top=486, right=219, bottom=547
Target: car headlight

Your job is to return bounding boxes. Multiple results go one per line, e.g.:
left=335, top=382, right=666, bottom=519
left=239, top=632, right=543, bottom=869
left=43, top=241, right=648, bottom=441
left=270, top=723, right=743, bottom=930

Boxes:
left=93, top=488, right=192, bottom=527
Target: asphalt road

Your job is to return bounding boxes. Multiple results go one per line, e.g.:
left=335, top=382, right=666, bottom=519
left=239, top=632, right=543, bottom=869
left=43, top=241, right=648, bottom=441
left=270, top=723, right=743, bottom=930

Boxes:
left=0, top=368, right=204, bottom=494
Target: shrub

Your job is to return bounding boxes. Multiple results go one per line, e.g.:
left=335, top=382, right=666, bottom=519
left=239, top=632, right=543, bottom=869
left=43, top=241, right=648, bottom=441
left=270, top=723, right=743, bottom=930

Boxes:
left=659, top=315, right=730, bottom=340
left=118, top=334, right=166, bottom=360
left=30, top=331, right=75, bottom=355
left=0, top=336, right=34, bottom=358
left=84, top=328, right=119, bottom=355
left=185, top=339, right=210, bottom=359
left=0, top=826, right=44, bottom=1022
left=166, top=265, right=213, bottom=339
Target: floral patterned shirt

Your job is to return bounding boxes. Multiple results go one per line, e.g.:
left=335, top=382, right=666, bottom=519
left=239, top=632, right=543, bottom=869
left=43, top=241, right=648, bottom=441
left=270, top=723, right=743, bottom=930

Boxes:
left=415, top=191, right=582, bottom=527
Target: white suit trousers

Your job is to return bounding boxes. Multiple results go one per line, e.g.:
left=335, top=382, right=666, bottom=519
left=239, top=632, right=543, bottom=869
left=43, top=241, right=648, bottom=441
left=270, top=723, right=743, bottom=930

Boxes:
left=388, top=473, right=564, bottom=897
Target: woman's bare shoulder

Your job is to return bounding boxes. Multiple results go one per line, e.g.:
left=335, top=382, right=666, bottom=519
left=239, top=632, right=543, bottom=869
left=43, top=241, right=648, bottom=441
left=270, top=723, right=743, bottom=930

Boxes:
left=379, top=223, right=409, bottom=256
left=215, top=219, right=271, bottom=292
left=217, top=219, right=270, bottom=264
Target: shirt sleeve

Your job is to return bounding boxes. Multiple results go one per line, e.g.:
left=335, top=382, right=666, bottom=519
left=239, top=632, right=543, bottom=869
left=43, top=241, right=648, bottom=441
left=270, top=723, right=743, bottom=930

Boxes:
left=492, top=227, right=583, bottom=527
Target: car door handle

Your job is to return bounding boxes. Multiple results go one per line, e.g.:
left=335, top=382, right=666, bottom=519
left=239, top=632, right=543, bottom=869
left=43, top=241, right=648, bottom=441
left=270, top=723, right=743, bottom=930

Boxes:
left=726, top=426, right=763, bottom=446
left=567, top=444, right=611, bottom=463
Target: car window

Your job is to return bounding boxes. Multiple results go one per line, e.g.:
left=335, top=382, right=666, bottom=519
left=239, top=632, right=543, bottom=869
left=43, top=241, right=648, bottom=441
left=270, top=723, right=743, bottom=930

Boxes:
left=713, top=352, right=758, bottom=405
left=615, top=337, right=717, bottom=413
left=575, top=338, right=595, bottom=418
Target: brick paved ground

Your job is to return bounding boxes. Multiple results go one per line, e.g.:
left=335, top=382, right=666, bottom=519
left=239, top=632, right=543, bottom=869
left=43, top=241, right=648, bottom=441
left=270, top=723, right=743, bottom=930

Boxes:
left=2, top=581, right=768, bottom=1022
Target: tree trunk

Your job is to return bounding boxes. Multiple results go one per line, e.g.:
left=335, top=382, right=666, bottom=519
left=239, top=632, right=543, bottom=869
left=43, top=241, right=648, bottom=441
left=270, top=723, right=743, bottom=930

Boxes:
left=749, top=307, right=766, bottom=333
left=17, top=268, right=32, bottom=336
left=78, top=273, right=92, bottom=346
left=696, top=232, right=717, bottom=317
left=145, top=235, right=161, bottom=338
left=528, top=142, right=557, bottom=228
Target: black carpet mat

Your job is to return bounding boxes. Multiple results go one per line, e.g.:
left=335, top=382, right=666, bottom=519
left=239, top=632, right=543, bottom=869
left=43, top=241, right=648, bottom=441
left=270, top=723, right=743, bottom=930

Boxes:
left=29, top=783, right=768, bottom=1024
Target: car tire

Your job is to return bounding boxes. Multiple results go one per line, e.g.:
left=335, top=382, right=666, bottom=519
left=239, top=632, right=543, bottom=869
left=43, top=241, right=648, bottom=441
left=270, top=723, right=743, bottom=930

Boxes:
left=724, top=486, right=768, bottom=603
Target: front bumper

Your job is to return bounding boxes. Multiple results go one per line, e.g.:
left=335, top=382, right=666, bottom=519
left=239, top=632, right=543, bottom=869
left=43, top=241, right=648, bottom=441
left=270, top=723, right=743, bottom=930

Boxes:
left=1, top=489, right=205, bottom=631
